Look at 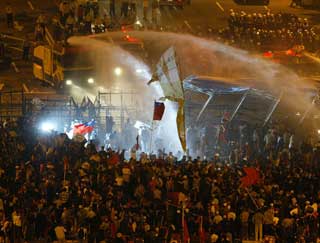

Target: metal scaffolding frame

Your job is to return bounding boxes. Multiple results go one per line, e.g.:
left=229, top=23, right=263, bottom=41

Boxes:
left=196, top=94, right=214, bottom=122
left=229, top=90, right=250, bottom=122
left=97, top=90, right=139, bottom=132
left=299, top=92, right=320, bottom=124
left=263, top=91, right=284, bottom=126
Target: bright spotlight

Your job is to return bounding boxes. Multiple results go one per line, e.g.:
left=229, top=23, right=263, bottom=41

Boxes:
left=114, top=67, right=122, bottom=76
left=318, top=129, right=320, bottom=135
left=88, top=78, right=94, bottom=84
left=66, top=80, right=73, bottom=86
left=136, top=69, right=143, bottom=73
left=40, top=122, right=56, bottom=132
left=135, top=20, right=142, bottom=26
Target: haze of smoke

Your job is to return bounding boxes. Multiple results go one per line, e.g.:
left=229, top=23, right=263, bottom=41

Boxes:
left=68, top=35, right=183, bottom=152
left=69, top=31, right=318, bottom=152
left=119, top=31, right=317, bottom=111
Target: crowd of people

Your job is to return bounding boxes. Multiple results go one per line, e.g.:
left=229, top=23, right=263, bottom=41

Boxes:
left=0, top=116, right=319, bottom=243
left=48, top=0, right=163, bottom=42
left=218, top=10, right=319, bottom=52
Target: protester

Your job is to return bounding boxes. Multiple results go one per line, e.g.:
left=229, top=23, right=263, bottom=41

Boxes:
left=219, top=10, right=319, bottom=53
left=0, top=116, right=319, bottom=243
left=5, top=4, right=14, bottom=29
left=22, top=38, right=31, bottom=61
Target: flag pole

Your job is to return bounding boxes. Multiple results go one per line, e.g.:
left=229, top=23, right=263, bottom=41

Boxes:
left=245, top=187, right=259, bottom=209
left=63, top=163, right=66, bottom=186
left=182, top=201, right=185, bottom=243
left=149, top=120, right=154, bottom=154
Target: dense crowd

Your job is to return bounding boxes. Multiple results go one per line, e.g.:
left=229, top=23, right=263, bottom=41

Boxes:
left=0, top=116, right=319, bottom=243
left=38, top=0, right=162, bottom=42
left=218, top=10, right=320, bottom=52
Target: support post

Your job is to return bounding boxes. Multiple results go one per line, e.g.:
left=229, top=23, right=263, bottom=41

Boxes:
left=229, top=90, right=249, bottom=122
left=299, top=93, right=319, bottom=124
left=263, top=91, right=283, bottom=126
left=149, top=120, right=154, bottom=154
left=181, top=201, right=185, bottom=243
left=196, top=94, right=213, bottom=122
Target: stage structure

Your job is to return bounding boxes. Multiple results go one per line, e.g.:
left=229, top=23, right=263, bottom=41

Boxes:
left=183, top=75, right=284, bottom=126
left=97, top=90, right=140, bottom=132
left=0, top=89, right=140, bottom=134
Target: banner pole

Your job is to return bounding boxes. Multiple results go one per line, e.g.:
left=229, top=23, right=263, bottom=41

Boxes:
left=149, top=120, right=154, bottom=154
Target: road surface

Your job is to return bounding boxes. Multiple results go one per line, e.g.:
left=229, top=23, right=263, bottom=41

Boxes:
left=0, top=0, right=319, bottom=93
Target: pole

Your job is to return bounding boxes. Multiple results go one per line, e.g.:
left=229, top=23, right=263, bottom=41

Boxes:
left=181, top=201, right=185, bottom=243
left=245, top=187, right=259, bottom=209
left=149, top=120, right=154, bottom=154
left=63, top=165, right=66, bottom=186
left=199, top=216, right=203, bottom=243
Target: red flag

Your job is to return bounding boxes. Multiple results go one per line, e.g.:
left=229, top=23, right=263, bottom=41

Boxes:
left=183, top=219, right=190, bottom=243
left=167, top=192, right=181, bottom=205
left=153, top=101, right=165, bottom=121
left=108, top=153, right=120, bottom=165
left=240, top=167, right=260, bottom=187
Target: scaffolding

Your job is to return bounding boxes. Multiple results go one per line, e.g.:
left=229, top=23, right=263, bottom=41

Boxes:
left=97, top=90, right=139, bottom=132
left=0, top=89, right=140, bottom=134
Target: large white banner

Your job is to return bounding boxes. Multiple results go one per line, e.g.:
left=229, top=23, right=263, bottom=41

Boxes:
left=155, top=47, right=186, bottom=151
left=156, top=47, right=184, bottom=99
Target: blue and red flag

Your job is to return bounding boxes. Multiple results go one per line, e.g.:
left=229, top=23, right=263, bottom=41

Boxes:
left=73, top=120, right=95, bottom=135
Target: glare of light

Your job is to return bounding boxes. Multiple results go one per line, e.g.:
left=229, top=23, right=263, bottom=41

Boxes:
left=135, top=20, right=142, bottom=26
left=114, top=67, right=122, bottom=76
left=136, top=69, right=143, bottom=73
left=318, top=129, right=320, bottom=135
left=296, top=112, right=301, bottom=116
left=88, top=78, right=94, bottom=84
left=40, top=122, right=56, bottom=132
left=66, top=80, right=73, bottom=86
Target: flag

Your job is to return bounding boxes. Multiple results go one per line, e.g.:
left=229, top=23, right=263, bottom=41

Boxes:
left=153, top=101, right=165, bottom=120
left=108, top=153, right=120, bottom=165
left=93, top=96, right=99, bottom=106
left=183, top=219, right=190, bottom=243
left=240, top=167, right=260, bottom=187
left=73, top=120, right=95, bottom=135
left=148, top=47, right=186, bottom=151
left=135, top=135, right=140, bottom=150
left=80, top=97, right=87, bottom=110
left=167, top=192, right=180, bottom=205
left=87, top=96, right=94, bottom=108
left=177, top=99, right=186, bottom=151
left=70, top=97, right=78, bottom=109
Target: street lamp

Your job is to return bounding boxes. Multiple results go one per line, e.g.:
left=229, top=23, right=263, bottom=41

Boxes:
left=114, top=67, right=123, bottom=76
left=66, top=80, right=73, bottom=86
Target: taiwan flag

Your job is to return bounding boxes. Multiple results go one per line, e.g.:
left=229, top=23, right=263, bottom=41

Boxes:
left=73, top=120, right=95, bottom=135
left=153, top=101, right=165, bottom=121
